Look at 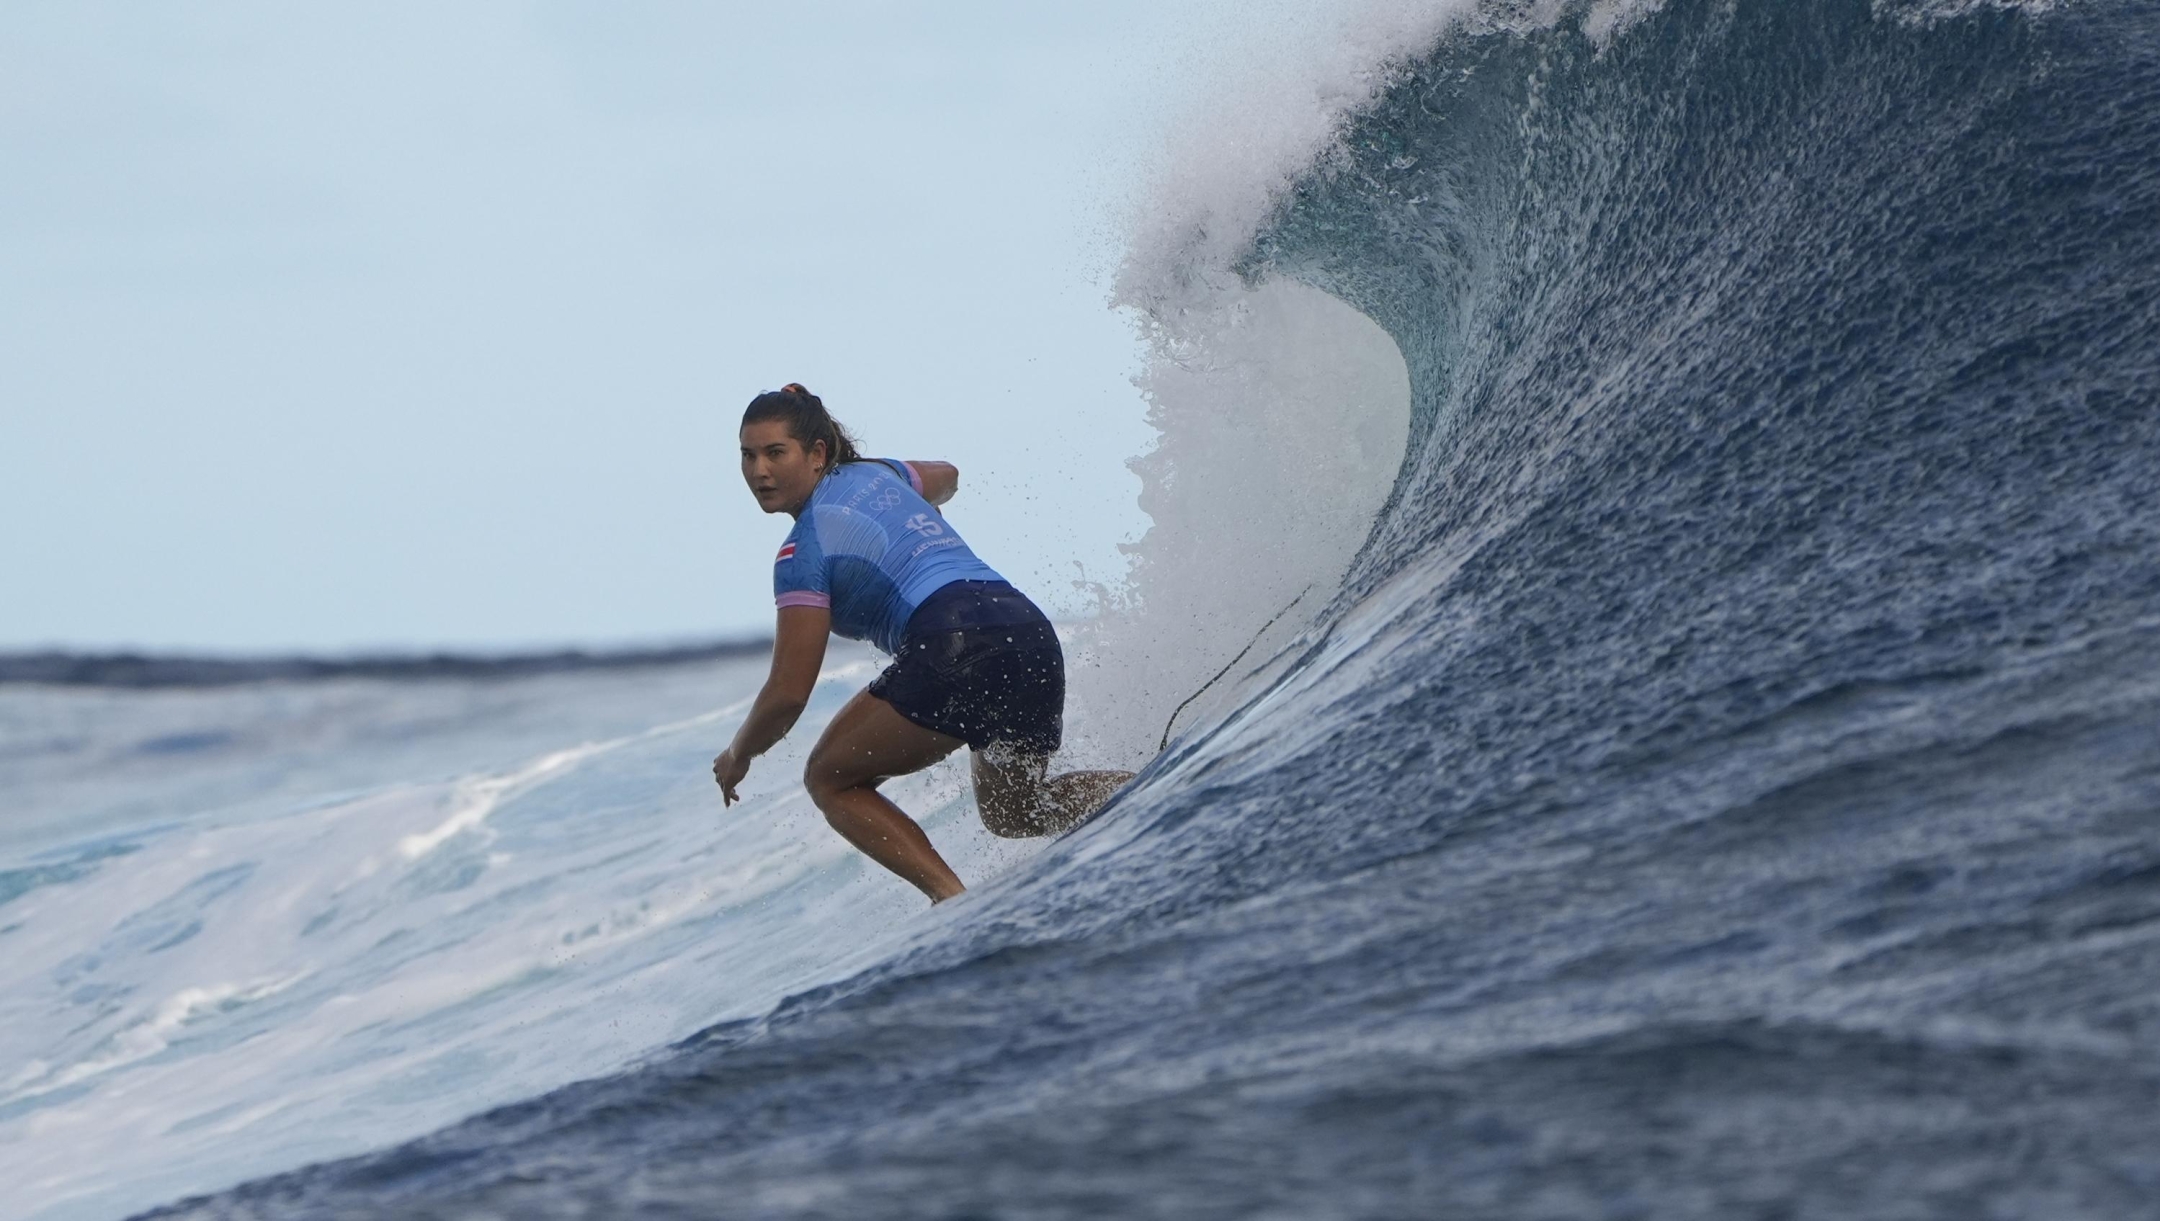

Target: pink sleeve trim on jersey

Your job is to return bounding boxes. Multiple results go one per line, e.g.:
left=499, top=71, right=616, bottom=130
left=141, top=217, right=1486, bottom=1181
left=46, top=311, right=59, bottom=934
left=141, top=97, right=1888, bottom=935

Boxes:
left=776, top=591, right=831, bottom=610
left=903, top=461, right=926, bottom=495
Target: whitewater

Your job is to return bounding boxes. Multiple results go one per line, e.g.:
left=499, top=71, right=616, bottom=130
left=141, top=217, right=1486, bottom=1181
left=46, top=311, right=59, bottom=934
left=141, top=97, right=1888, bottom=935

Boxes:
left=7, top=0, right=2160, bottom=1216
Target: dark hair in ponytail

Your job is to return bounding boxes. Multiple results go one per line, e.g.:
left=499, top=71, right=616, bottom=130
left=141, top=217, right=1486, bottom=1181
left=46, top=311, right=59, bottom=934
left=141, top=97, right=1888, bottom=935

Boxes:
left=742, top=383, right=862, bottom=473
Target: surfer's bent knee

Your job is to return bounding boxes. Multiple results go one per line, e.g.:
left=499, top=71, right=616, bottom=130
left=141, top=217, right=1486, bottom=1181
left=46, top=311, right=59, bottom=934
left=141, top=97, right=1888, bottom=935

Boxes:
left=801, top=750, right=843, bottom=807
left=978, top=794, right=1045, bottom=839
left=974, top=757, right=1060, bottom=838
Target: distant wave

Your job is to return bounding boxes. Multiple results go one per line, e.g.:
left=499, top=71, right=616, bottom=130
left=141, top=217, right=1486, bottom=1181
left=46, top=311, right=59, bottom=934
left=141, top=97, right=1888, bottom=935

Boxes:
left=0, top=640, right=770, bottom=688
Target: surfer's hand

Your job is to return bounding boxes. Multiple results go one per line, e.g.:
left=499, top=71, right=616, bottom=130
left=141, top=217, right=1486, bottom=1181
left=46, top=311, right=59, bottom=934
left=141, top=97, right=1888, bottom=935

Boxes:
left=713, top=748, right=748, bottom=805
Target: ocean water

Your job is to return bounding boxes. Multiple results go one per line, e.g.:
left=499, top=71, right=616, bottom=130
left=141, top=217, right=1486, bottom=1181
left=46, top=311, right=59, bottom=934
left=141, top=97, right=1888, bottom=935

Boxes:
left=12, top=0, right=2160, bottom=1216
left=0, top=649, right=1067, bottom=1219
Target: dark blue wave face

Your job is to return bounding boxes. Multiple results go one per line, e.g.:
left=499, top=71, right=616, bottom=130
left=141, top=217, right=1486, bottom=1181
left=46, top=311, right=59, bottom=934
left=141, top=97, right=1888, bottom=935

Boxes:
left=144, top=1, right=2160, bottom=1217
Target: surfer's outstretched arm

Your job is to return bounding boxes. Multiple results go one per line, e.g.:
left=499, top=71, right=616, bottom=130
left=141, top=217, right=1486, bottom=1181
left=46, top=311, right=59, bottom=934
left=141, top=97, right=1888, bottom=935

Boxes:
left=906, top=460, right=958, bottom=506
left=713, top=606, right=830, bottom=804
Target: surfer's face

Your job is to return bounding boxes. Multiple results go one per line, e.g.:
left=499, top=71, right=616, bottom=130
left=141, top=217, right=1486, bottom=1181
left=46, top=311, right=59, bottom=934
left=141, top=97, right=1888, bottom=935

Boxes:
left=740, top=420, right=828, bottom=517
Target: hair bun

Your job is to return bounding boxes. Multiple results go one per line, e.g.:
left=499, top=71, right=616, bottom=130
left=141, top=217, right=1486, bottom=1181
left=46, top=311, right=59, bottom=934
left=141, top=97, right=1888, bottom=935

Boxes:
left=742, top=383, right=857, bottom=468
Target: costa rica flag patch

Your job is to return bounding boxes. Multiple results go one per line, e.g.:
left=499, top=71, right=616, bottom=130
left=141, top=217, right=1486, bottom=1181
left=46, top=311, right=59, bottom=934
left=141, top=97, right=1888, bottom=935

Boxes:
left=775, top=542, right=796, bottom=562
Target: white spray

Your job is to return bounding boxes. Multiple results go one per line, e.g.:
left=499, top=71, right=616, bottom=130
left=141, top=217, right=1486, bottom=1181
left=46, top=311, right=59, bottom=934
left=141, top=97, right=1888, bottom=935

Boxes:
left=1063, top=1, right=1492, bottom=764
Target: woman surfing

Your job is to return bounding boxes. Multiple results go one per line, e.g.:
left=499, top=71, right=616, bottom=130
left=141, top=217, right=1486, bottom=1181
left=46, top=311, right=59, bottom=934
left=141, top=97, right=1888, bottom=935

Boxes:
left=712, top=384, right=1132, bottom=903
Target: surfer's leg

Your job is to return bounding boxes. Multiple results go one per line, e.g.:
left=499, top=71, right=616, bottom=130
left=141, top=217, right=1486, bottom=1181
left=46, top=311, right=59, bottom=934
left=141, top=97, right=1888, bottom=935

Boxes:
left=804, top=689, right=968, bottom=903
left=1047, top=768, right=1137, bottom=823
left=971, top=747, right=1136, bottom=838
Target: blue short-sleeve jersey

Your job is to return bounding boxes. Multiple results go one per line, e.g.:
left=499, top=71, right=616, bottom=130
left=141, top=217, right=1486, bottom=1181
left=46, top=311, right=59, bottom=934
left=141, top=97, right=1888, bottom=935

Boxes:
left=772, top=458, right=1006, bottom=653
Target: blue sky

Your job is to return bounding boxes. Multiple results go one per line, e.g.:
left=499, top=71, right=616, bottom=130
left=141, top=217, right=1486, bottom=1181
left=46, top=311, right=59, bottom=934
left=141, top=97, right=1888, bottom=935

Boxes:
left=0, top=2, right=1263, bottom=653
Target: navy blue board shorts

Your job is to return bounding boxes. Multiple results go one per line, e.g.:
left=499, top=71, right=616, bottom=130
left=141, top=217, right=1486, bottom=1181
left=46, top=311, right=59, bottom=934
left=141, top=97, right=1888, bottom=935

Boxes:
left=867, top=580, right=1064, bottom=754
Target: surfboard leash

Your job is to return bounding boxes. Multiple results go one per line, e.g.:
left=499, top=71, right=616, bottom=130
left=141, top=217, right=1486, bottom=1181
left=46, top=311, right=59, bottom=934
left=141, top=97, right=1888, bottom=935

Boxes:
left=1156, top=585, right=1314, bottom=754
